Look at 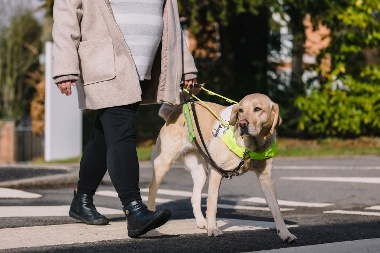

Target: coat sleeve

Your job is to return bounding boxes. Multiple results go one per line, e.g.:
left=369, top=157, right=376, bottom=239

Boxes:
left=182, top=30, right=198, bottom=80
left=52, top=0, right=83, bottom=84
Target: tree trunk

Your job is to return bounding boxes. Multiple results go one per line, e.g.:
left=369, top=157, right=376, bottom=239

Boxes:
left=289, top=12, right=306, bottom=97
left=217, top=7, right=270, bottom=99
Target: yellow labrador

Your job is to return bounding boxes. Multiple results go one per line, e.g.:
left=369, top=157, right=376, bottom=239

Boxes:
left=148, top=93, right=297, bottom=242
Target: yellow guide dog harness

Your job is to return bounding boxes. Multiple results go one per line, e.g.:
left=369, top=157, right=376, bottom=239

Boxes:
left=183, top=91, right=276, bottom=179
left=211, top=106, right=276, bottom=160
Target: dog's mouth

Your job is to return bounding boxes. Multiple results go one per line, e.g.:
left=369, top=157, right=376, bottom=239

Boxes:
left=239, top=119, right=251, bottom=137
left=239, top=126, right=250, bottom=137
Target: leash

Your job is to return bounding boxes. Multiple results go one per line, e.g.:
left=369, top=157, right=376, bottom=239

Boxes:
left=183, top=88, right=230, bottom=128
left=199, top=86, right=238, bottom=104
left=182, top=84, right=245, bottom=179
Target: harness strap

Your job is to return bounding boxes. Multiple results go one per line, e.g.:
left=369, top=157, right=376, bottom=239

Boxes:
left=221, top=128, right=277, bottom=160
left=193, top=138, right=244, bottom=179
left=184, top=87, right=244, bottom=179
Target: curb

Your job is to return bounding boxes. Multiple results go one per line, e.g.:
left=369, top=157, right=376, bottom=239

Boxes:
left=0, top=164, right=79, bottom=189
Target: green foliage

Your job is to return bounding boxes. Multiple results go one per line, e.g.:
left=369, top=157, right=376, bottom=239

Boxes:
left=293, top=0, right=380, bottom=137
left=295, top=76, right=380, bottom=137
left=0, top=7, right=43, bottom=120
left=38, top=0, right=54, bottom=42
left=317, top=0, right=380, bottom=78
left=178, top=0, right=277, bottom=104
left=178, top=0, right=267, bottom=30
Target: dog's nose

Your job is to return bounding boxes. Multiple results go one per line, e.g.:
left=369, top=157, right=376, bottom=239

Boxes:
left=239, top=120, right=249, bottom=136
left=239, top=120, right=248, bottom=128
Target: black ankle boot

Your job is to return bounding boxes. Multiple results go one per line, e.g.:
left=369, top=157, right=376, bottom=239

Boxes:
left=124, top=200, right=171, bottom=238
left=69, top=189, right=109, bottom=225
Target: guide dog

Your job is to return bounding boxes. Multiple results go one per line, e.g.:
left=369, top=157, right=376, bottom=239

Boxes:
left=147, top=92, right=297, bottom=242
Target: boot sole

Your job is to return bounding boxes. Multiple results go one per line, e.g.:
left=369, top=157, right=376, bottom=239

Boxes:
left=128, top=209, right=171, bottom=238
left=69, top=210, right=109, bottom=225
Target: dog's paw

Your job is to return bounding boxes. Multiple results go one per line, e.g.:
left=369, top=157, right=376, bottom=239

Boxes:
left=196, top=219, right=207, bottom=229
left=207, top=228, right=223, bottom=237
left=278, top=230, right=297, bottom=243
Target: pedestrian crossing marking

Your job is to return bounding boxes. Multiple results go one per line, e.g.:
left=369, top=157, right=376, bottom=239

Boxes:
left=0, top=205, right=123, bottom=218
left=96, top=190, right=172, bottom=203
left=324, top=210, right=380, bottom=217
left=1, top=187, right=378, bottom=219
left=365, top=205, right=380, bottom=211
left=242, top=197, right=333, bottom=207
left=275, top=166, right=380, bottom=170
left=216, top=218, right=298, bottom=232
left=201, top=203, right=294, bottom=212
left=140, top=188, right=208, bottom=198
left=0, top=188, right=42, bottom=199
left=281, top=177, right=380, bottom=184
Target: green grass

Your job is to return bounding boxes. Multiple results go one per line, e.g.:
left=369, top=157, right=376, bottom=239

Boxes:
left=137, top=145, right=155, bottom=161
left=276, top=137, right=380, bottom=157
left=276, top=146, right=380, bottom=157
left=31, top=156, right=81, bottom=164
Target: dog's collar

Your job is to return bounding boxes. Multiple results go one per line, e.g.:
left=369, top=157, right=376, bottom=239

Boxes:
left=221, top=128, right=276, bottom=160
left=212, top=106, right=276, bottom=160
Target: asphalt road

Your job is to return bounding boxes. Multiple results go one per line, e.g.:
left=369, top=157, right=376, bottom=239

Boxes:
left=0, top=156, right=380, bottom=252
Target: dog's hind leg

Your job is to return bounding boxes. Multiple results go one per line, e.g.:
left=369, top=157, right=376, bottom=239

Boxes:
left=255, top=163, right=297, bottom=242
left=148, top=133, right=180, bottom=211
left=182, top=154, right=208, bottom=229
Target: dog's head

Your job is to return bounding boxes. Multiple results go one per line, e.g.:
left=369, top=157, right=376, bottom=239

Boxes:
left=229, top=93, right=282, bottom=139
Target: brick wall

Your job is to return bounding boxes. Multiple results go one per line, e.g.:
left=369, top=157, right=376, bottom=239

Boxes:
left=0, top=121, right=15, bottom=163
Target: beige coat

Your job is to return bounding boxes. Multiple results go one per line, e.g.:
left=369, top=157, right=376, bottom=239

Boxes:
left=52, top=0, right=197, bottom=110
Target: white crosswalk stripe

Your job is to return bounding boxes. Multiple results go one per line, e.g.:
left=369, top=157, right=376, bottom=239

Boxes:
left=202, top=203, right=294, bottom=212
left=275, top=166, right=380, bottom=170
left=365, top=205, right=380, bottom=211
left=281, top=177, right=380, bottom=184
left=0, top=188, right=42, bottom=199
left=1, top=187, right=379, bottom=218
left=140, top=188, right=208, bottom=198
left=242, top=197, right=333, bottom=207
left=0, top=205, right=122, bottom=218
left=324, top=210, right=380, bottom=217
left=96, top=190, right=172, bottom=203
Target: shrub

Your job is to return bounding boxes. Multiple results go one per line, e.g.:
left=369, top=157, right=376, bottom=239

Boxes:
left=295, top=75, right=380, bottom=137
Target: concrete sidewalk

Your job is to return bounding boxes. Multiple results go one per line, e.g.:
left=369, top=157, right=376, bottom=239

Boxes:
left=0, top=218, right=295, bottom=250
left=1, top=219, right=379, bottom=252
left=0, top=219, right=201, bottom=250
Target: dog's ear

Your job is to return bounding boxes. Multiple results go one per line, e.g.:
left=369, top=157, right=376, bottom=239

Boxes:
left=229, top=104, right=239, bottom=126
left=269, top=103, right=282, bottom=135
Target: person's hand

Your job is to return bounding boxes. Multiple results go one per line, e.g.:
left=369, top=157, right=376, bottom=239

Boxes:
left=183, top=78, right=197, bottom=90
left=57, top=80, right=76, bottom=96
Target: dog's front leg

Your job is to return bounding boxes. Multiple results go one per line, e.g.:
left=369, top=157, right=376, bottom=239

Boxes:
left=183, top=155, right=208, bottom=229
left=206, top=168, right=223, bottom=236
left=255, top=165, right=297, bottom=242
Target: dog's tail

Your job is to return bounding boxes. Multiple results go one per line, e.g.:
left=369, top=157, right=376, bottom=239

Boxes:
left=159, top=85, right=203, bottom=122
left=158, top=104, right=177, bottom=121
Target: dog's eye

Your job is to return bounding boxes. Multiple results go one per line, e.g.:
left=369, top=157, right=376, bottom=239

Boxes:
left=238, top=108, right=243, bottom=113
left=254, top=107, right=262, bottom=112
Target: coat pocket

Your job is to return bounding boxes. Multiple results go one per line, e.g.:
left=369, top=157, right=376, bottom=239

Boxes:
left=78, top=38, right=116, bottom=85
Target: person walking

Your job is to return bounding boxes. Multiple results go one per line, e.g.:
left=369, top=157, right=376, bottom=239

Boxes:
left=52, top=0, right=197, bottom=238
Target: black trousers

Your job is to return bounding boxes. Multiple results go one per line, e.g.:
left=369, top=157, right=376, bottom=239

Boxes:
left=77, top=103, right=141, bottom=207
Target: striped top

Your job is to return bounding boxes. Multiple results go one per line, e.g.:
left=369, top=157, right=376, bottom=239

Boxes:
left=109, top=0, right=165, bottom=80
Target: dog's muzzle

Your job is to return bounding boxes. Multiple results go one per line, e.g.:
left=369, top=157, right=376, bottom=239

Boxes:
left=239, top=120, right=249, bottom=136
